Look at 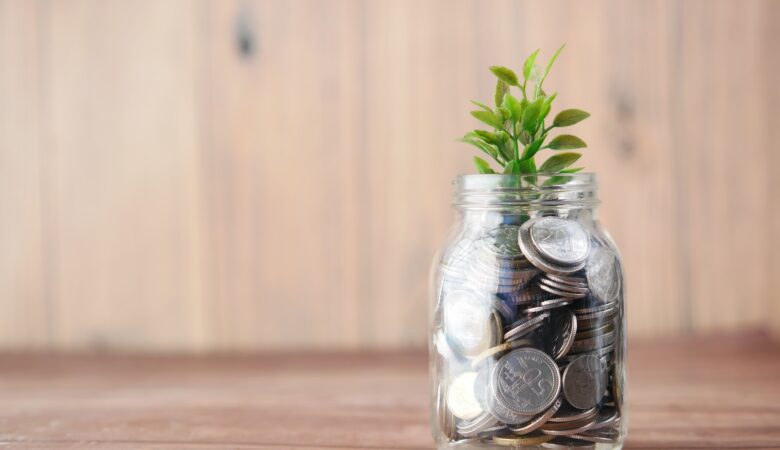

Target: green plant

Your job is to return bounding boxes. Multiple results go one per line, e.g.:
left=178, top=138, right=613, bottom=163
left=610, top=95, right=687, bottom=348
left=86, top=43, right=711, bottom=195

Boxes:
left=460, top=45, right=590, bottom=181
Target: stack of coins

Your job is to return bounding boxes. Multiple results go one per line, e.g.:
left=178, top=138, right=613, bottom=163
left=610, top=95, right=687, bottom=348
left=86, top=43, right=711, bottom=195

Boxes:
left=435, top=216, right=624, bottom=448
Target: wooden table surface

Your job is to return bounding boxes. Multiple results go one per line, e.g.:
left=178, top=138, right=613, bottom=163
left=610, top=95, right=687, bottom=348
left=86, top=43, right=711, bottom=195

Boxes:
left=0, top=333, right=778, bottom=450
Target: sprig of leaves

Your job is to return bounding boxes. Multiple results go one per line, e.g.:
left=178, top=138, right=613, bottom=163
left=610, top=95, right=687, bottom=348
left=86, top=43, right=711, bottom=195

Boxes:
left=460, top=45, right=590, bottom=179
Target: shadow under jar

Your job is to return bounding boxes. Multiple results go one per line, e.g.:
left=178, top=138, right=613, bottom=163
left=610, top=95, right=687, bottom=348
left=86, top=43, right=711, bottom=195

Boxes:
left=430, top=174, right=627, bottom=450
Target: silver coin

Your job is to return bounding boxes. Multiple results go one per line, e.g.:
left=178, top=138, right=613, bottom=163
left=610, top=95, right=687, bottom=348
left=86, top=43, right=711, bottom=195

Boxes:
left=546, top=273, right=588, bottom=287
left=486, top=391, right=535, bottom=425
left=446, top=371, right=484, bottom=420
left=574, top=322, right=614, bottom=340
left=504, top=312, right=550, bottom=341
left=586, top=247, right=621, bottom=305
left=566, top=342, right=615, bottom=360
left=573, top=301, right=617, bottom=315
left=571, top=330, right=616, bottom=353
left=510, top=397, right=562, bottom=435
left=443, top=290, right=500, bottom=357
left=538, top=282, right=588, bottom=299
left=476, top=424, right=510, bottom=439
left=548, top=406, right=597, bottom=423
left=550, top=309, right=578, bottom=360
left=588, top=407, right=620, bottom=431
left=523, top=298, right=574, bottom=314
left=539, top=277, right=590, bottom=295
left=518, top=222, right=587, bottom=275
left=492, top=348, right=561, bottom=416
left=562, top=355, right=608, bottom=410
left=512, top=285, right=556, bottom=305
left=569, top=428, right=620, bottom=443
left=529, top=217, right=590, bottom=266
left=457, top=411, right=500, bottom=437
left=541, top=417, right=597, bottom=436
left=575, top=305, right=618, bottom=322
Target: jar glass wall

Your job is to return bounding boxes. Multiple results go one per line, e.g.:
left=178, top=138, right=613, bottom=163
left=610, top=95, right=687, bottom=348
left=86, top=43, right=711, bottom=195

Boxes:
left=429, top=174, right=627, bottom=449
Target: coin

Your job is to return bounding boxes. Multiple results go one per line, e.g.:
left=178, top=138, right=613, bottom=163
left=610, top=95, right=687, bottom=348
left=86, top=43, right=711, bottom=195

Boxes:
left=510, top=397, right=562, bottom=435
left=546, top=273, right=588, bottom=287
left=511, top=285, right=556, bottom=305
left=569, top=429, right=620, bottom=443
left=538, top=282, right=588, bottom=299
left=573, top=323, right=614, bottom=340
left=586, top=246, right=621, bottom=305
left=492, top=348, right=561, bottom=416
left=542, top=437, right=597, bottom=448
left=447, top=372, right=484, bottom=420
left=588, top=407, right=620, bottom=431
left=486, top=391, right=535, bottom=425
left=571, top=330, right=616, bottom=353
left=549, top=309, right=577, bottom=360
left=443, top=290, right=500, bottom=357
left=540, top=417, right=597, bottom=436
left=548, top=406, right=597, bottom=423
left=504, top=312, right=550, bottom=341
left=457, top=411, right=499, bottom=437
left=562, top=355, right=608, bottom=410
left=539, top=277, right=590, bottom=295
left=471, top=339, right=534, bottom=369
left=522, top=298, right=574, bottom=314
left=529, top=217, right=590, bottom=266
left=493, top=432, right=554, bottom=446
left=518, top=221, right=587, bottom=274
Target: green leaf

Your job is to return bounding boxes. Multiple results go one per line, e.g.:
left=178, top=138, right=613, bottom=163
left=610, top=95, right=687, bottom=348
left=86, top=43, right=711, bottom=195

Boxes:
left=501, top=93, right=523, bottom=121
left=547, top=134, right=587, bottom=150
left=523, top=49, right=540, bottom=80
left=540, top=93, right=557, bottom=121
left=470, top=100, right=492, bottom=112
left=542, top=166, right=584, bottom=185
left=472, top=130, right=498, bottom=144
left=518, top=158, right=537, bottom=174
left=473, top=156, right=495, bottom=174
left=489, top=66, right=520, bottom=86
left=460, top=136, right=500, bottom=161
left=539, top=44, right=565, bottom=89
left=503, top=160, right=520, bottom=175
left=521, top=98, right=543, bottom=132
left=497, top=106, right=512, bottom=123
left=552, top=109, right=590, bottom=127
left=539, top=152, right=581, bottom=173
left=471, top=110, right=503, bottom=129
left=519, top=130, right=532, bottom=145
left=521, top=138, right=545, bottom=160
left=542, top=175, right=572, bottom=186
left=495, top=131, right=515, bottom=161
left=494, top=80, right=510, bottom=107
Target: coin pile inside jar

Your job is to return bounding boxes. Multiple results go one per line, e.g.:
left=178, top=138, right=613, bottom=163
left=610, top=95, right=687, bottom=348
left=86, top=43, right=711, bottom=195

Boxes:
left=436, top=216, right=624, bottom=448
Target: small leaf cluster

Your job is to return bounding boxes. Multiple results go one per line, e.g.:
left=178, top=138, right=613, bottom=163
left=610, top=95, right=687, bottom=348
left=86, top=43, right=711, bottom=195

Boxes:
left=460, top=45, right=590, bottom=181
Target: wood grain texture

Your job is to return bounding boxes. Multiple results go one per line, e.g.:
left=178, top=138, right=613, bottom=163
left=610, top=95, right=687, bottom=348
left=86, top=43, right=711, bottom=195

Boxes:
left=42, top=0, right=210, bottom=350
left=0, top=333, right=778, bottom=449
left=0, top=0, right=777, bottom=351
left=204, top=0, right=365, bottom=350
left=0, top=0, right=48, bottom=348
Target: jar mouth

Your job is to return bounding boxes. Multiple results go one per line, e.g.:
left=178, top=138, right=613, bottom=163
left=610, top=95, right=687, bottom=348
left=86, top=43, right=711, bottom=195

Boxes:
left=453, top=173, right=599, bottom=209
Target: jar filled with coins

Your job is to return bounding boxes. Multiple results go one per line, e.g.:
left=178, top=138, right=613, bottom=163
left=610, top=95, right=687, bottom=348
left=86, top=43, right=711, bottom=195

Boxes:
left=430, top=174, right=626, bottom=449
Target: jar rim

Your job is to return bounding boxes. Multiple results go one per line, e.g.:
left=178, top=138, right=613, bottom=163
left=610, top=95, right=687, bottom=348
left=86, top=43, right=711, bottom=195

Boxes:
left=453, top=173, right=599, bottom=208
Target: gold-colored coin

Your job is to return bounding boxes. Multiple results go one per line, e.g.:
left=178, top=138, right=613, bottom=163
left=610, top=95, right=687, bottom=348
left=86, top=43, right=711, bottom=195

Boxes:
left=493, top=432, right=554, bottom=446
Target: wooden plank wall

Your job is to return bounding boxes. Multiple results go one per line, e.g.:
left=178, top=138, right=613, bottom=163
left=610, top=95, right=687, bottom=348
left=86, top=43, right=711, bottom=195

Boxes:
left=0, top=0, right=777, bottom=351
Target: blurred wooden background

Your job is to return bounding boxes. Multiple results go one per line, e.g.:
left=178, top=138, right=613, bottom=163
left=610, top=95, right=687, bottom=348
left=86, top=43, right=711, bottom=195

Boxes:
left=1, top=0, right=778, bottom=351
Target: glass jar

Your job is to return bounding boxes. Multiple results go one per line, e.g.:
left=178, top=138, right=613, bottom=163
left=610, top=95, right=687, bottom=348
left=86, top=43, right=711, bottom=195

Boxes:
left=430, top=174, right=627, bottom=449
